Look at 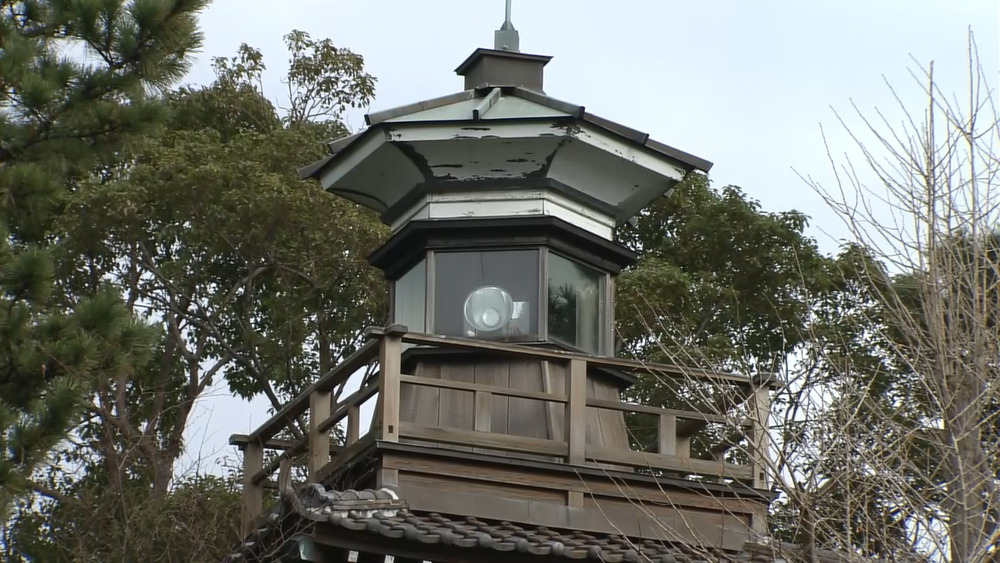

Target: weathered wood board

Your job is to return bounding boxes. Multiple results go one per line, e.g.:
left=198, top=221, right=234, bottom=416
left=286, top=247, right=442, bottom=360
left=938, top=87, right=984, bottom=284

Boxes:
left=397, top=356, right=632, bottom=464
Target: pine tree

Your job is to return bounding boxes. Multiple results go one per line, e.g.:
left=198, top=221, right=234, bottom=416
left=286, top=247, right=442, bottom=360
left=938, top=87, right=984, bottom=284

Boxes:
left=0, top=0, right=207, bottom=515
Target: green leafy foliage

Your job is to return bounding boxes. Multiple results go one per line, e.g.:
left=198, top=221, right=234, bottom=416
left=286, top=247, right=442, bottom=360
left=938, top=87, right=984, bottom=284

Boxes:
left=0, top=0, right=206, bottom=517
left=617, top=175, right=832, bottom=372
left=1, top=0, right=208, bottom=241
left=615, top=175, right=834, bottom=449
left=5, top=470, right=241, bottom=562
left=3, top=29, right=386, bottom=560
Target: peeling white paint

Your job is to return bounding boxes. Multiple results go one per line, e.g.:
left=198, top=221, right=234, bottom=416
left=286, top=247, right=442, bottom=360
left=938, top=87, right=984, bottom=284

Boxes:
left=392, top=189, right=616, bottom=239
left=319, top=118, right=687, bottom=222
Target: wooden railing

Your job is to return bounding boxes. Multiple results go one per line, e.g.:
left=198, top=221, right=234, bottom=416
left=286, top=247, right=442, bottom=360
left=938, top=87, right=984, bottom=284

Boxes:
left=232, top=325, right=780, bottom=533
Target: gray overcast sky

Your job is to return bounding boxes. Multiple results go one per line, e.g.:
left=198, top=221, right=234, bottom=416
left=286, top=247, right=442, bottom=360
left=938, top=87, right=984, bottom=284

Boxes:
left=177, top=0, right=1000, bottom=473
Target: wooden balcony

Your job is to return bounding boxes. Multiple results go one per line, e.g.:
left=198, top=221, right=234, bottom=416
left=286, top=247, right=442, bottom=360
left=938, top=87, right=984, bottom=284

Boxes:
left=232, top=325, right=779, bottom=545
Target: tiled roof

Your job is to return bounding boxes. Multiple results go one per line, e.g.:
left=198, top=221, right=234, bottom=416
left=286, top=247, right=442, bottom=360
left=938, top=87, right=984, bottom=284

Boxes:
left=225, top=485, right=848, bottom=563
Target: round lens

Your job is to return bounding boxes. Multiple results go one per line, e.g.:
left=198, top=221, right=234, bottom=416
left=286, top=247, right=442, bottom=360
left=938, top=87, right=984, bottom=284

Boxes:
left=464, top=286, right=514, bottom=333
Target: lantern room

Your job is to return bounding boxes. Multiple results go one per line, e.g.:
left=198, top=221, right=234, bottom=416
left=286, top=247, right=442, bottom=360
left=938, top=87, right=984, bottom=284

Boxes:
left=300, top=47, right=712, bottom=356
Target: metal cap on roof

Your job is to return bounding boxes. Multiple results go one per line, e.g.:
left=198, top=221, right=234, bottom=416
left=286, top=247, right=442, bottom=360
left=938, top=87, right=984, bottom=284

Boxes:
left=456, top=48, right=552, bottom=92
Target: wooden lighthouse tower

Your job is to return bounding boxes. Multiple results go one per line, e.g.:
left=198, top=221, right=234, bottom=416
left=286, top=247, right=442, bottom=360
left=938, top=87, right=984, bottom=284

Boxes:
left=227, top=7, right=783, bottom=562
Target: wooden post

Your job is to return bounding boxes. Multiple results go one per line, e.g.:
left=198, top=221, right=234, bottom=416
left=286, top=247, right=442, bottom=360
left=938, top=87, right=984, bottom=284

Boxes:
left=278, top=457, right=292, bottom=494
left=347, top=404, right=360, bottom=445
left=658, top=413, right=677, bottom=456
left=474, top=390, right=492, bottom=433
left=379, top=327, right=403, bottom=443
left=566, top=359, right=587, bottom=465
left=749, top=385, right=771, bottom=490
left=241, top=441, right=263, bottom=535
left=676, top=435, right=691, bottom=459
left=309, top=389, right=332, bottom=478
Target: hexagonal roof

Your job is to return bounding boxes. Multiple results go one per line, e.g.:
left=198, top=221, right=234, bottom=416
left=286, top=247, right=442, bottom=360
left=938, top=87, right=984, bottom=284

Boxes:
left=299, top=79, right=711, bottom=227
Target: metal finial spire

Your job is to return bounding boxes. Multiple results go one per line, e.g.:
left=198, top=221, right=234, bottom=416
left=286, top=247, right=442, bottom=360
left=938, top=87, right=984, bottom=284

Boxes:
left=494, top=0, right=520, bottom=52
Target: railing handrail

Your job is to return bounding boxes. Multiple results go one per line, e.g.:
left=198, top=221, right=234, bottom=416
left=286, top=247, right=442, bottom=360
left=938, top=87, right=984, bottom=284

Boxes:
left=243, top=326, right=777, bottom=447
left=244, top=337, right=381, bottom=445
left=369, top=326, right=783, bottom=389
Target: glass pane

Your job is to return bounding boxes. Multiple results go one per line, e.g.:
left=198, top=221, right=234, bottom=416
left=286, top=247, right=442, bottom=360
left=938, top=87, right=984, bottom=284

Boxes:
left=548, top=253, right=605, bottom=354
left=394, top=259, right=426, bottom=332
left=434, top=250, right=539, bottom=340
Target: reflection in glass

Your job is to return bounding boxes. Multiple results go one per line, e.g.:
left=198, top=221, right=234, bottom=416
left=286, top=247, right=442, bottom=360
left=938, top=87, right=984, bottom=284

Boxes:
left=548, top=253, right=604, bottom=354
left=394, top=259, right=426, bottom=332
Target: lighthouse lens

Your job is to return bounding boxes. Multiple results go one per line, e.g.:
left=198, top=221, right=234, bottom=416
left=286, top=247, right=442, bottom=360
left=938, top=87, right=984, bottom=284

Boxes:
left=464, top=286, right=513, bottom=333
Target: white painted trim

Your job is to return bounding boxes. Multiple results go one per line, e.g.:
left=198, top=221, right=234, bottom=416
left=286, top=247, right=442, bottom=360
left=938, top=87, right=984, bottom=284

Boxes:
left=572, top=124, right=688, bottom=181
left=318, top=132, right=387, bottom=189
left=390, top=189, right=615, bottom=239
left=384, top=121, right=570, bottom=143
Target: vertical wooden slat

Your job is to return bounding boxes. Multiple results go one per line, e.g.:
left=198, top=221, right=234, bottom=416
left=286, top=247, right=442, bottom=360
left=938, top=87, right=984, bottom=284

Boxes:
left=540, top=361, right=560, bottom=440
left=400, top=361, right=441, bottom=429
left=506, top=359, right=543, bottom=439
left=309, top=389, right=332, bottom=478
left=347, top=404, right=360, bottom=445
left=399, top=361, right=441, bottom=435
left=566, top=359, right=587, bottom=464
left=749, top=385, right=771, bottom=490
left=379, top=328, right=403, bottom=443
left=476, top=361, right=508, bottom=435
left=658, top=413, right=677, bottom=456
left=474, top=390, right=492, bottom=433
left=473, top=361, right=508, bottom=456
left=439, top=362, right=475, bottom=434
left=241, top=441, right=263, bottom=535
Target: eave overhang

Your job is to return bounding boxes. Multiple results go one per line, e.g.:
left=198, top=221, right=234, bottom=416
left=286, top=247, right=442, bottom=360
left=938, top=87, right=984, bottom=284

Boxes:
left=298, top=88, right=712, bottom=226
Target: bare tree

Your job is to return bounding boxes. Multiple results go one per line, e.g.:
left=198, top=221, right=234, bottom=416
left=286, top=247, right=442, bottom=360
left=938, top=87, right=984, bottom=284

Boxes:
left=802, top=30, right=999, bottom=562
left=624, top=30, right=998, bottom=563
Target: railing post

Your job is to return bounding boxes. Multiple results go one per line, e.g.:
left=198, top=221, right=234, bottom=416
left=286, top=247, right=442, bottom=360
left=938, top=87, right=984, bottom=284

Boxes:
left=676, top=435, right=691, bottom=459
left=749, top=385, right=771, bottom=490
left=347, top=404, right=360, bottom=445
left=379, top=325, right=404, bottom=443
left=308, top=389, right=332, bottom=478
left=278, top=457, right=292, bottom=494
left=658, top=413, right=677, bottom=456
left=241, top=441, right=263, bottom=535
left=566, top=359, right=587, bottom=465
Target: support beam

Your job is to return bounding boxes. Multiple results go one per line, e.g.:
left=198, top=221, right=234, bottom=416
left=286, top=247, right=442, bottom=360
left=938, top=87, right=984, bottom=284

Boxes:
left=309, top=389, right=333, bottom=478
left=566, top=359, right=587, bottom=464
left=676, top=435, right=691, bottom=459
left=379, top=327, right=404, bottom=442
left=241, top=441, right=263, bottom=535
left=658, top=413, right=677, bottom=456
left=278, top=457, right=292, bottom=494
left=347, top=404, right=361, bottom=445
left=749, top=386, right=771, bottom=490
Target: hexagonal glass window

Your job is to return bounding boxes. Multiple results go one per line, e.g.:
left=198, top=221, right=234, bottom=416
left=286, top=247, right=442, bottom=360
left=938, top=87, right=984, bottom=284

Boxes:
left=433, top=250, right=540, bottom=341
left=547, top=252, right=606, bottom=354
